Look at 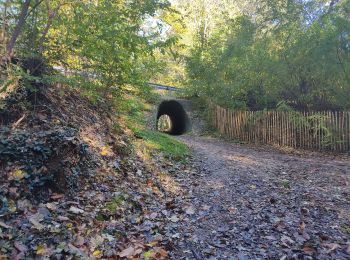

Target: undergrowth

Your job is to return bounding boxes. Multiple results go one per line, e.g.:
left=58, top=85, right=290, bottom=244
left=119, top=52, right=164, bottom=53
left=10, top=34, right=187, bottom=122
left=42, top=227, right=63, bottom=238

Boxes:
left=118, top=93, right=190, bottom=161
left=133, top=128, right=189, bottom=161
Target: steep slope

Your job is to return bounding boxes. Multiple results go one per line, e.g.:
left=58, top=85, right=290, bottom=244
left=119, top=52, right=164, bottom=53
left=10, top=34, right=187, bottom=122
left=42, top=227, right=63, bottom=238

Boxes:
left=0, top=84, right=193, bottom=259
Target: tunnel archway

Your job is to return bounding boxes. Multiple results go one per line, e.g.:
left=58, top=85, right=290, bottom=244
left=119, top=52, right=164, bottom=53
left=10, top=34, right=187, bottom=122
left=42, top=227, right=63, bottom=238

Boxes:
left=156, top=100, right=190, bottom=135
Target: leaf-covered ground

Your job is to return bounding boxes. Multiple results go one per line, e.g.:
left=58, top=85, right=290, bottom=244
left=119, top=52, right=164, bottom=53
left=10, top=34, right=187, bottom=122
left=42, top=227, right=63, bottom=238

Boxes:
left=1, top=85, right=350, bottom=259
left=169, top=135, right=350, bottom=259
left=0, top=85, right=194, bottom=259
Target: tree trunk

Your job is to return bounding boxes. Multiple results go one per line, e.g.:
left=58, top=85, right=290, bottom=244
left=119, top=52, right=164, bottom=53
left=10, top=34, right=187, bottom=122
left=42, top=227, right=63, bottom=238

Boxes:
left=38, top=2, right=61, bottom=54
left=1, top=0, right=12, bottom=48
left=6, top=0, right=31, bottom=58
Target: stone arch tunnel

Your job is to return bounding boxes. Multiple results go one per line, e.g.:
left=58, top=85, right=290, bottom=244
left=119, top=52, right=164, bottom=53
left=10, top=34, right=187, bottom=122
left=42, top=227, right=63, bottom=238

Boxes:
left=156, top=99, right=191, bottom=135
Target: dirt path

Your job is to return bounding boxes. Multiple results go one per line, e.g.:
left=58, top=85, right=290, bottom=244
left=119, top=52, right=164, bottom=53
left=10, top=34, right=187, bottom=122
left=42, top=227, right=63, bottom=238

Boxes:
left=171, top=135, right=350, bottom=259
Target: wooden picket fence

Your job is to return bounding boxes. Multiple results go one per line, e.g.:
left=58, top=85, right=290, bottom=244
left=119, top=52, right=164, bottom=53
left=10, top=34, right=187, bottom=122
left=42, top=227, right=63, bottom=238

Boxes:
left=209, top=103, right=350, bottom=153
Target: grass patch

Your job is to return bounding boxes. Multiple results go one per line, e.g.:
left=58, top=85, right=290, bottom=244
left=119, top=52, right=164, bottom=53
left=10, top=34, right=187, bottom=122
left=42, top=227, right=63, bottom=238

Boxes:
left=105, top=193, right=127, bottom=213
left=115, top=91, right=190, bottom=162
left=118, top=95, right=149, bottom=125
left=281, top=179, right=291, bottom=189
left=134, top=128, right=190, bottom=161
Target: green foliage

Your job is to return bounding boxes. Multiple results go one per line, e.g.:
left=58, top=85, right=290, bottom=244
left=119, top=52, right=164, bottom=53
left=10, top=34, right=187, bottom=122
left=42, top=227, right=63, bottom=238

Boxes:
left=3, top=0, right=349, bottom=111
left=1, top=0, right=172, bottom=101
left=0, top=64, right=23, bottom=93
left=60, top=1, right=161, bottom=96
left=105, top=193, right=127, bottom=213
left=115, top=91, right=189, bottom=161
left=182, top=0, right=350, bottom=111
left=276, top=101, right=294, bottom=112
left=118, top=95, right=150, bottom=129
left=134, top=128, right=189, bottom=161
left=0, top=127, right=90, bottom=201
left=0, top=61, right=76, bottom=97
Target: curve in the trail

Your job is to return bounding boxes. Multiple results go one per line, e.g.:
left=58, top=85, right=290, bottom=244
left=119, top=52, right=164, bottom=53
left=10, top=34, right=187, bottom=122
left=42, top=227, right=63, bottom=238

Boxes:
left=156, top=100, right=190, bottom=135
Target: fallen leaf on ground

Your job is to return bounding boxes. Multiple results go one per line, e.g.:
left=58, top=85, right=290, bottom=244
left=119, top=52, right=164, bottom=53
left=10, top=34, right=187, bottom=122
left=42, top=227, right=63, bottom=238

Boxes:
left=14, top=242, right=28, bottom=253
left=346, top=244, right=350, bottom=254
left=202, top=205, right=211, bottom=210
left=172, top=233, right=180, bottom=238
left=149, top=212, right=158, bottom=219
left=185, top=206, right=195, bottom=215
left=68, top=244, right=89, bottom=258
left=157, top=248, right=168, bottom=258
left=228, top=207, right=237, bottom=214
left=46, top=203, right=58, bottom=211
left=36, top=244, right=46, bottom=256
left=93, top=250, right=102, bottom=257
left=144, top=250, right=155, bottom=259
left=169, top=215, right=179, bottom=222
left=9, top=169, right=26, bottom=180
left=51, top=194, right=64, bottom=200
left=100, top=146, right=110, bottom=156
left=303, top=245, right=316, bottom=255
left=281, top=235, right=294, bottom=246
left=58, top=216, right=70, bottom=221
left=69, top=206, right=84, bottom=214
left=0, top=221, right=11, bottom=229
left=323, top=243, right=340, bottom=253
left=118, top=246, right=135, bottom=258
left=74, top=236, right=85, bottom=247
left=29, top=213, right=45, bottom=231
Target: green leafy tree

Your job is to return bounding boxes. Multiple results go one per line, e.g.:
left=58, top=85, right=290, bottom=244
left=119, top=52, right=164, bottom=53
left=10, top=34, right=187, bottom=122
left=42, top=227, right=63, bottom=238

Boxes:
left=1, top=0, right=173, bottom=100
left=181, top=0, right=350, bottom=110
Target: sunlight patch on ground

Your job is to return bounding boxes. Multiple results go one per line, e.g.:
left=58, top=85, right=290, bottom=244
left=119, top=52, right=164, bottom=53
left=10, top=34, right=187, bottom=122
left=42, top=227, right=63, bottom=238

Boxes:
left=223, top=154, right=260, bottom=167
left=80, top=125, right=114, bottom=156
left=135, top=143, right=182, bottom=195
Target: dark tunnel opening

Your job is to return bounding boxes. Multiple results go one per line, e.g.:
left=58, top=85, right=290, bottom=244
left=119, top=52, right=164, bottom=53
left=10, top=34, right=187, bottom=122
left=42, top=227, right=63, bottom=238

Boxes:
left=156, top=100, right=190, bottom=135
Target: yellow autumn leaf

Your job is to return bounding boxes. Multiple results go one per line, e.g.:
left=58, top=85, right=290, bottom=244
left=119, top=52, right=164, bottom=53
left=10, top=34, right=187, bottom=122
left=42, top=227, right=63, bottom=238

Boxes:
left=8, top=200, right=17, bottom=213
left=147, top=241, right=158, bottom=247
left=66, top=223, right=73, bottom=228
left=10, top=169, right=26, bottom=180
left=36, top=244, right=46, bottom=255
left=93, top=250, right=102, bottom=257
left=143, top=250, right=154, bottom=259
left=100, top=146, right=109, bottom=156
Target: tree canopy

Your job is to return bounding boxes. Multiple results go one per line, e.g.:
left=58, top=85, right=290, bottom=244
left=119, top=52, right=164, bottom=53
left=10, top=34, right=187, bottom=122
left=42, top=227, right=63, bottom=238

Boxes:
left=1, top=0, right=349, bottom=110
left=170, top=0, right=350, bottom=111
left=1, top=0, right=172, bottom=99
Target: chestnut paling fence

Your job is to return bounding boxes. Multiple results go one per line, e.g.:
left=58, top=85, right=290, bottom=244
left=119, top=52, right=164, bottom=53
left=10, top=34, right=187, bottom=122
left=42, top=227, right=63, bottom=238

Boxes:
left=209, top=103, right=350, bottom=153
